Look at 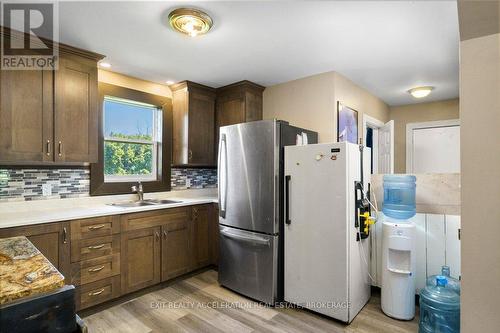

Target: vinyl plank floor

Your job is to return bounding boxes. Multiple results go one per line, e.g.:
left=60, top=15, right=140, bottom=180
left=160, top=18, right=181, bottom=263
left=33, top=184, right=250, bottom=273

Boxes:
left=81, top=270, right=419, bottom=333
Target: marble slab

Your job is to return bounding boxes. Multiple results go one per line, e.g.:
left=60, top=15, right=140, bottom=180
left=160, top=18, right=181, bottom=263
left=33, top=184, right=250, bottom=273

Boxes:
left=371, top=173, right=461, bottom=215
left=0, top=236, right=64, bottom=305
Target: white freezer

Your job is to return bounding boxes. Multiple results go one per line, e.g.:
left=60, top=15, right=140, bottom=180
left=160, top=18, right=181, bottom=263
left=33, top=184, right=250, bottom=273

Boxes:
left=284, top=142, right=371, bottom=323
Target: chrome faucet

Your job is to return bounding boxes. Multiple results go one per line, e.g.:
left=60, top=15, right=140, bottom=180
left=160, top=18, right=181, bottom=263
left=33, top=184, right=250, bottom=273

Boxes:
left=131, top=182, right=144, bottom=202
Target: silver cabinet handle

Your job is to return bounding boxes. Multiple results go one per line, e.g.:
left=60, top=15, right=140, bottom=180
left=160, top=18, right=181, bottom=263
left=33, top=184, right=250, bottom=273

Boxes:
left=88, top=224, right=105, bottom=230
left=62, top=227, right=68, bottom=244
left=220, top=228, right=270, bottom=246
left=46, top=139, right=51, bottom=156
left=58, top=141, right=62, bottom=157
left=88, top=288, right=105, bottom=296
left=88, top=265, right=105, bottom=273
left=88, top=244, right=105, bottom=250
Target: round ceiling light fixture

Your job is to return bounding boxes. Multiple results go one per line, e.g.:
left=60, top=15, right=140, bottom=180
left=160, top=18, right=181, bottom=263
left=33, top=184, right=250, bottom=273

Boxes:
left=408, top=86, right=434, bottom=98
left=168, top=8, right=213, bottom=37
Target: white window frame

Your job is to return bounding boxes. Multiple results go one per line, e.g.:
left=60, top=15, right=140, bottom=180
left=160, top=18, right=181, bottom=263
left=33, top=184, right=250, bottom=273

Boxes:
left=103, top=96, right=162, bottom=183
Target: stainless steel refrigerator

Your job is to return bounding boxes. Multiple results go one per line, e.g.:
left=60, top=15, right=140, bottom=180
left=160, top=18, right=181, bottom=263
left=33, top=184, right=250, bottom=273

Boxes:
left=217, top=120, right=318, bottom=304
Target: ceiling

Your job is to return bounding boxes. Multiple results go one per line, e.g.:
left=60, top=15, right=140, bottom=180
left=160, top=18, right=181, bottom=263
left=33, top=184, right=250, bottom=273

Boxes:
left=55, top=1, right=459, bottom=106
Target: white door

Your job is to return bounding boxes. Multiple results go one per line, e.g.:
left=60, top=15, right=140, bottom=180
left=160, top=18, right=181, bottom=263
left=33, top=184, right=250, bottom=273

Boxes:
left=363, top=115, right=394, bottom=174
left=406, top=120, right=460, bottom=173
left=378, top=120, right=394, bottom=174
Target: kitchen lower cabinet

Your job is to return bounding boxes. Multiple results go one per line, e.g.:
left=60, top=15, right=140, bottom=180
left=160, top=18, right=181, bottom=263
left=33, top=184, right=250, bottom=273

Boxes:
left=161, top=220, right=190, bottom=281
left=210, top=205, right=220, bottom=266
left=0, top=203, right=218, bottom=311
left=192, top=205, right=210, bottom=269
left=0, top=222, right=70, bottom=279
left=121, top=226, right=161, bottom=294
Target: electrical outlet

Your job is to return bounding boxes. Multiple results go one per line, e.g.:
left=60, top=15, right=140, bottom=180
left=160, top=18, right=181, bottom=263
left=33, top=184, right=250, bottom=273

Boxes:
left=42, top=183, right=52, bottom=196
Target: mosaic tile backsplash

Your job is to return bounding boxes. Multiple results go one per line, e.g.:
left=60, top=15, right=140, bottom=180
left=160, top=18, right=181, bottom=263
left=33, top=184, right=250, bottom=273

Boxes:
left=0, top=168, right=217, bottom=202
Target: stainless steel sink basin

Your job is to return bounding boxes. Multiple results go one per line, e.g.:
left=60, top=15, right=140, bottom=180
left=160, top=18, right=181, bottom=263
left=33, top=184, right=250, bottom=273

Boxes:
left=109, top=201, right=157, bottom=208
left=109, top=199, right=182, bottom=208
left=144, top=199, right=182, bottom=205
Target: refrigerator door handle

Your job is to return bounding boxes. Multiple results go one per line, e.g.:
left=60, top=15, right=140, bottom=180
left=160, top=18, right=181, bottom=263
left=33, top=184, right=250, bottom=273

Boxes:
left=285, top=175, right=291, bottom=224
left=220, top=228, right=270, bottom=246
left=218, top=133, right=228, bottom=218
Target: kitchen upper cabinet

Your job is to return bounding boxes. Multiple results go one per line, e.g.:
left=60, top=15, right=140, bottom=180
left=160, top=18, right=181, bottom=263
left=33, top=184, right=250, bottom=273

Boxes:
left=0, top=69, right=53, bottom=162
left=216, top=80, right=265, bottom=129
left=191, top=205, right=210, bottom=269
left=55, top=54, right=99, bottom=163
left=0, top=29, right=103, bottom=165
left=121, top=226, right=161, bottom=294
left=0, top=222, right=71, bottom=279
left=215, top=81, right=264, bottom=158
left=171, top=81, right=216, bottom=167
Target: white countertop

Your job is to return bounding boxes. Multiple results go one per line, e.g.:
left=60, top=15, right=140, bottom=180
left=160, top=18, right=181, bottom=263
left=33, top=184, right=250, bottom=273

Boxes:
left=0, top=188, right=218, bottom=229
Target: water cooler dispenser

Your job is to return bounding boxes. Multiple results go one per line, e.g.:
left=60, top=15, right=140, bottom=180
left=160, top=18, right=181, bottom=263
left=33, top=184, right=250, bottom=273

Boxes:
left=381, top=175, right=417, bottom=320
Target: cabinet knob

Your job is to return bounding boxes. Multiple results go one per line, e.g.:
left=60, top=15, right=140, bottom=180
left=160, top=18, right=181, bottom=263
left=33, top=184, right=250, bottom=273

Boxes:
left=155, top=231, right=160, bottom=240
left=188, top=149, right=193, bottom=160
left=163, top=230, right=168, bottom=239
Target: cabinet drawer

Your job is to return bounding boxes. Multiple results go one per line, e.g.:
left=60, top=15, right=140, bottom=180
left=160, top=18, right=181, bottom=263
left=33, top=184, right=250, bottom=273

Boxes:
left=71, top=216, right=120, bottom=240
left=121, top=207, right=190, bottom=231
left=71, top=253, right=120, bottom=286
left=71, top=235, right=120, bottom=262
left=76, top=276, right=121, bottom=310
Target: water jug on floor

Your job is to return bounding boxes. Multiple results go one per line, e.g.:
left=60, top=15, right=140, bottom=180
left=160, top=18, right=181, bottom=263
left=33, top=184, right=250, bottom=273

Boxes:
left=382, top=175, right=416, bottom=220
left=419, top=276, right=460, bottom=333
left=426, top=265, right=461, bottom=295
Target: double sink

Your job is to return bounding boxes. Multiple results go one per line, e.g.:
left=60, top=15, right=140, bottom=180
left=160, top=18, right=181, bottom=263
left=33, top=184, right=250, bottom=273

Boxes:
left=109, top=199, right=182, bottom=208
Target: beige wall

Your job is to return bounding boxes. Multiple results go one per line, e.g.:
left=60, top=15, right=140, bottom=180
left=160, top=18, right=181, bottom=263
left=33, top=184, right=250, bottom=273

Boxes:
left=98, top=69, right=172, bottom=98
left=389, top=99, right=460, bottom=173
left=460, top=32, right=500, bottom=332
left=263, top=71, right=390, bottom=143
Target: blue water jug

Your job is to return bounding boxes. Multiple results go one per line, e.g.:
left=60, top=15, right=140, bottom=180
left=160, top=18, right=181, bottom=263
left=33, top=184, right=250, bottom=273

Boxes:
left=419, top=276, right=460, bottom=333
left=382, top=174, right=416, bottom=219
left=426, top=266, right=461, bottom=295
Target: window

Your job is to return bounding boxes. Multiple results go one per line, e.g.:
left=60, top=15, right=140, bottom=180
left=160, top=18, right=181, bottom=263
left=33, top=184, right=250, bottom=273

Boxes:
left=103, top=96, right=161, bottom=182
left=91, top=83, right=172, bottom=196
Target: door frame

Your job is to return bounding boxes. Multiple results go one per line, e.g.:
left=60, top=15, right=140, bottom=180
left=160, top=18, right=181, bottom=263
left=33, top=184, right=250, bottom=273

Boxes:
left=406, top=119, right=460, bottom=173
left=362, top=114, right=385, bottom=174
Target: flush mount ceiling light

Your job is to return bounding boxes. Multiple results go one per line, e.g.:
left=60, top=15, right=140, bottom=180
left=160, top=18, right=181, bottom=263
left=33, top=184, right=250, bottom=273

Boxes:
left=408, top=86, right=434, bottom=98
left=168, top=8, right=213, bottom=37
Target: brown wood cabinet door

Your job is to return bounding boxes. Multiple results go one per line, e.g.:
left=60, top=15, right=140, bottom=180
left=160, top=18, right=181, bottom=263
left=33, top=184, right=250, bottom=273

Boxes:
left=216, top=98, right=245, bottom=128
left=161, top=220, right=190, bottom=281
left=192, top=205, right=210, bottom=269
left=55, top=54, right=98, bottom=163
left=0, top=222, right=70, bottom=279
left=188, top=91, right=215, bottom=165
left=121, top=226, right=161, bottom=294
left=209, top=205, right=220, bottom=266
left=0, top=69, right=53, bottom=162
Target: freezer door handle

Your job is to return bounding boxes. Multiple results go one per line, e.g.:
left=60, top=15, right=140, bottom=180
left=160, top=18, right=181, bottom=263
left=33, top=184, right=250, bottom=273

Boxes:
left=285, top=175, right=291, bottom=225
left=218, top=133, right=228, bottom=218
left=220, top=227, right=270, bottom=246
